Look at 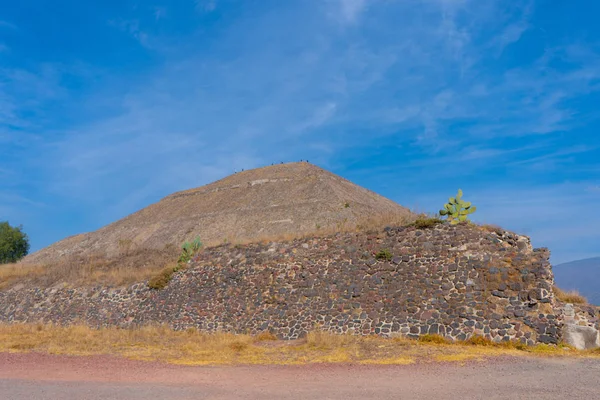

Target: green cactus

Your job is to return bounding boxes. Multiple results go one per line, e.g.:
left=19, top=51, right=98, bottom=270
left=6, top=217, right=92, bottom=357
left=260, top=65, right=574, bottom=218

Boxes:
left=179, top=236, right=203, bottom=264
left=439, top=189, right=477, bottom=224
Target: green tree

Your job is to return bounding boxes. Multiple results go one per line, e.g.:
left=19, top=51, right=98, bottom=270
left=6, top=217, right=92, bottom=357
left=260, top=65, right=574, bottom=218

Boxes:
left=0, top=221, right=30, bottom=264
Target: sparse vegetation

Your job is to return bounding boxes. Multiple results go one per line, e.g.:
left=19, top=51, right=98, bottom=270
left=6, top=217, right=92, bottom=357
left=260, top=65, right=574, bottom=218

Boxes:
left=148, top=264, right=183, bottom=290
left=253, top=331, right=278, bottom=342
left=464, top=335, right=495, bottom=346
left=148, top=237, right=203, bottom=290
left=224, top=213, right=416, bottom=249
left=117, top=238, right=134, bottom=254
left=553, top=286, right=588, bottom=304
left=0, top=221, right=30, bottom=264
left=375, top=249, right=393, bottom=261
left=418, top=334, right=448, bottom=344
left=410, top=215, right=443, bottom=229
left=439, top=189, right=476, bottom=224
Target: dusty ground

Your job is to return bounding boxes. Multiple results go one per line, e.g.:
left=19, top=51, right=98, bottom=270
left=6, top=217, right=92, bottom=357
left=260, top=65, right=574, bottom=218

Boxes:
left=1, top=352, right=599, bottom=399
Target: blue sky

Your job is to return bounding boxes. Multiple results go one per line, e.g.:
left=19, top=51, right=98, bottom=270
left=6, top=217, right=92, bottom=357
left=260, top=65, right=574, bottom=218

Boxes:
left=1, top=0, right=599, bottom=265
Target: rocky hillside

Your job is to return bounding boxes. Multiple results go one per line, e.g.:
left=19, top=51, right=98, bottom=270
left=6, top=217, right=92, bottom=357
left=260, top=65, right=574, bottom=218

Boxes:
left=23, top=162, right=412, bottom=265
left=4, top=223, right=587, bottom=345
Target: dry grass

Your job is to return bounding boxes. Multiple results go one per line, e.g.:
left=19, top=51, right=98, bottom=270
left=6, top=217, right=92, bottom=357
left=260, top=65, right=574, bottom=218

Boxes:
left=0, top=263, right=47, bottom=290
left=478, top=224, right=505, bottom=235
left=418, top=334, right=449, bottom=344
left=1, top=247, right=178, bottom=289
left=410, top=215, right=444, bottom=229
left=0, top=324, right=596, bottom=366
left=553, top=286, right=588, bottom=305
left=213, top=212, right=417, bottom=248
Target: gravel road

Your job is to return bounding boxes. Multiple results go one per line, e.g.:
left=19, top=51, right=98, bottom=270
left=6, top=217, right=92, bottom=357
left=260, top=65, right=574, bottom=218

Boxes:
left=1, top=352, right=599, bottom=399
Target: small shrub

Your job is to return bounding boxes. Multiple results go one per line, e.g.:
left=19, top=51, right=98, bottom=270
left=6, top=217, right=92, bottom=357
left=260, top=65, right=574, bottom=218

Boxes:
left=410, top=216, right=443, bottom=229
left=553, top=286, right=588, bottom=304
left=254, top=331, right=277, bottom=342
left=148, top=264, right=182, bottom=290
left=344, top=202, right=350, bottom=208
left=465, top=335, right=494, bottom=346
left=375, top=249, right=393, bottom=261
left=418, top=334, right=448, bottom=344
left=465, top=335, right=530, bottom=350
left=149, top=237, right=203, bottom=290
left=512, top=341, right=528, bottom=351
left=229, top=341, right=249, bottom=352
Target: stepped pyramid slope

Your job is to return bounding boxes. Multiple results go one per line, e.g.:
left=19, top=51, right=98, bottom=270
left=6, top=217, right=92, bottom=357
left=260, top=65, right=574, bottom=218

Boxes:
left=25, top=162, right=413, bottom=264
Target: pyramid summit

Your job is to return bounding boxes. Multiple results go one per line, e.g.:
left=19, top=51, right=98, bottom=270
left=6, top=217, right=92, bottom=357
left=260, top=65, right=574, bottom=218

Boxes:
left=25, top=162, right=413, bottom=265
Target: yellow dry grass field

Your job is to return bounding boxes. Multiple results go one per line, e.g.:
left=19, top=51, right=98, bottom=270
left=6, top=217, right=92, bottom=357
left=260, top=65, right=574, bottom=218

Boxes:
left=0, top=324, right=597, bottom=366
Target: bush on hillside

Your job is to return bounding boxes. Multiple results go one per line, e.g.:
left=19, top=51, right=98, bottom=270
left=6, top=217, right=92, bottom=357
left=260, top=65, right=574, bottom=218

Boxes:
left=178, top=236, right=203, bottom=264
left=148, top=264, right=183, bottom=290
left=410, top=215, right=443, bottom=229
left=149, top=237, right=203, bottom=290
left=0, top=221, right=30, bottom=264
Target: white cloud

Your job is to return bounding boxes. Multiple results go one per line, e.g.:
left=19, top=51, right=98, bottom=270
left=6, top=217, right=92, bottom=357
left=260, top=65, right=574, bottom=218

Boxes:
left=108, top=19, right=150, bottom=48
left=492, top=21, right=529, bottom=52
left=195, top=0, right=216, bottom=12
left=153, top=7, right=167, bottom=21
left=291, top=102, right=338, bottom=134
left=333, top=0, right=368, bottom=24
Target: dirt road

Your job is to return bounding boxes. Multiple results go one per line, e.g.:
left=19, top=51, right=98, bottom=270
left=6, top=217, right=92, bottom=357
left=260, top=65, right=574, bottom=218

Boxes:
left=1, top=352, right=599, bottom=399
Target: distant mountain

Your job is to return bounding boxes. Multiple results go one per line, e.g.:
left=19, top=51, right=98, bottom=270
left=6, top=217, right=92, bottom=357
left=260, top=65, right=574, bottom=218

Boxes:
left=554, top=257, right=600, bottom=305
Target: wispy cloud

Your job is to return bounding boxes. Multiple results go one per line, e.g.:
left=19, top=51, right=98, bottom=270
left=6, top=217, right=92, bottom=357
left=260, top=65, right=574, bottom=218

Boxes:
left=334, top=0, right=368, bottom=24
left=195, top=0, right=216, bottom=13
left=108, top=19, right=150, bottom=47
left=153, top=7, right=167, bottom=21
left=0, top=20, right=17, bottom=30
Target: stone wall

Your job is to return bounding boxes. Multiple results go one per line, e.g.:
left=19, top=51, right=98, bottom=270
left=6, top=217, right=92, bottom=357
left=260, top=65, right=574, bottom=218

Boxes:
left=557, top=301, right=599, bottom=349
left=0, top=224, right=563, bottom=344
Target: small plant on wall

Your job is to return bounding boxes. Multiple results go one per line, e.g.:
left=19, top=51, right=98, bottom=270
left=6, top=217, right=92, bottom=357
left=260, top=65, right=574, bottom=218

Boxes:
left=439, top=189, right=476, bottom=225
left=375, top=249, right=393, bottom=261
left=179, top=236, right=203, bottom=264
left=149, top=236, right=203, bottom=290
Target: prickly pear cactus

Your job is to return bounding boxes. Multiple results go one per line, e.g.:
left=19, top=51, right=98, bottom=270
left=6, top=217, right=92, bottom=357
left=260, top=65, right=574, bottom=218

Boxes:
left=439, top=189, right=477, bottom=224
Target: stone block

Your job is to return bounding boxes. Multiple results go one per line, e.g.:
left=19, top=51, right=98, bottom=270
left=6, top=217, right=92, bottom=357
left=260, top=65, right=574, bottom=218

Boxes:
left=562, top=324, right=600, bottom=350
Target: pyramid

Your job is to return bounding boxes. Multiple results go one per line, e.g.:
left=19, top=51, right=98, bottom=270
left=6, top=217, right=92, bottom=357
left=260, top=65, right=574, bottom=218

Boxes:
left=24, top=162, right=413, bottom=264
